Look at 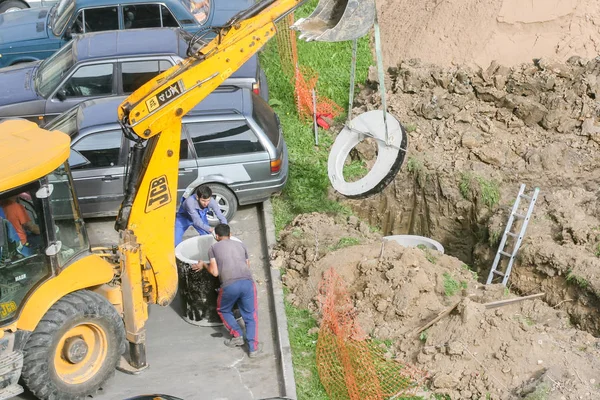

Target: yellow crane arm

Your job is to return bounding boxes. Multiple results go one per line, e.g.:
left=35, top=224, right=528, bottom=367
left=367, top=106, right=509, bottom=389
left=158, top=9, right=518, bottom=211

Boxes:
left=112, top=0, right=305, bottom=370
left=117, top=0, right=301, bottom=136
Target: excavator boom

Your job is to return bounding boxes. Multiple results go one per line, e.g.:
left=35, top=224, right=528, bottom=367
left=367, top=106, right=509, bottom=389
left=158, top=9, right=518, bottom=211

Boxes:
left=112, top=0, right=375, bottom=372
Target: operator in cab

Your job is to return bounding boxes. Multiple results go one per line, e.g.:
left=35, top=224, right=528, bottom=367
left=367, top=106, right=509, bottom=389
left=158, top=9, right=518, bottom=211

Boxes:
left=175, top=185, right=227, bottom=246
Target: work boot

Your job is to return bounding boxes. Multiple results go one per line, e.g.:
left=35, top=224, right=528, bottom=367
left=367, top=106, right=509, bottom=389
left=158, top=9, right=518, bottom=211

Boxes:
left=224, top=336, right=244, bottom=348
left=248, top=343, right=263, bottom=358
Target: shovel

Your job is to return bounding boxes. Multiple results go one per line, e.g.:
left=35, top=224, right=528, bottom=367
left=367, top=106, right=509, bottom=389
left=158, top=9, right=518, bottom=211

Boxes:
left=291, top=0, right=376, bottom=42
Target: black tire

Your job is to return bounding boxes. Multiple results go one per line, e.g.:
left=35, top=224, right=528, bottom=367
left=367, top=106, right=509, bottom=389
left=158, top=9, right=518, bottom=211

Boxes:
left=0, top=0, right=28, bottom=13
left=207, top=183, right=237, bottom=225
left=21, top=290, right=126, bottom=400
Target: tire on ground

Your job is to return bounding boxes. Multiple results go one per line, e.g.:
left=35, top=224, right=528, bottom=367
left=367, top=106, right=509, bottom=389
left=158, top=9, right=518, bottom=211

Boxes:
left=21, top=290, right=126, bottom=400
left=206, top=183, right=237, bottom=225
left=0, top=0, right=28, bottom=13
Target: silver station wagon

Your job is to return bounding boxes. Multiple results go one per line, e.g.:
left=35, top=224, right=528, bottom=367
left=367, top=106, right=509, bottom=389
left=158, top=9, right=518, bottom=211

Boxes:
left=45, top=87, right=288, bottom=220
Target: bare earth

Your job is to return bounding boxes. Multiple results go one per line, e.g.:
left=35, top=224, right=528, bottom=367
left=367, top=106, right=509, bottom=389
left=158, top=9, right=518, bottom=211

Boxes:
left=276, top=2, right=600, bottom=399
left=376, top=0, right=600, bottom=68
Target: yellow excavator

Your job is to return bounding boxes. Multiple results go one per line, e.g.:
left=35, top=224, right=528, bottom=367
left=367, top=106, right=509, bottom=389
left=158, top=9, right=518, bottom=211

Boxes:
left=0, top=0, right=375, bottom=398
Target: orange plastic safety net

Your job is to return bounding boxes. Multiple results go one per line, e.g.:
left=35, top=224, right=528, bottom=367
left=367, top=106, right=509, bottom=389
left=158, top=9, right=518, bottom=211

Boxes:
left=275, top=14, right=343, bottom=124
left=316, top=268, right=428, bottom=399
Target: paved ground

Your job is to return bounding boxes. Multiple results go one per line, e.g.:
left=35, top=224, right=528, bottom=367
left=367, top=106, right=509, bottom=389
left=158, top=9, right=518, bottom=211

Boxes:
left=17, top=205, right=286, bottom=400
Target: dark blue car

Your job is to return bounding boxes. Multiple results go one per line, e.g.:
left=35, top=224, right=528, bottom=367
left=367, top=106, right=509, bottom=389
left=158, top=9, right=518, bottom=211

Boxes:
left=0, top=0, right=252, bottom=67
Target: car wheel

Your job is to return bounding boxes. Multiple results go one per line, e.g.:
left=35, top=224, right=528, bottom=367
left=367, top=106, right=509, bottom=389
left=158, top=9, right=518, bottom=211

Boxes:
left=206, top=184, right=237, bottom=225
left=0, top=0, right=28, bottom=13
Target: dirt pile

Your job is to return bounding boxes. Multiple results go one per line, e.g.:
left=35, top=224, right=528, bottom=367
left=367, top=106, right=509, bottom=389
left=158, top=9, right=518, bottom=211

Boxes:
left=376, top=0, right=600, bottom=68
left=341, top=56, right=600, bottom=335
left=274, top=214, right=600, bottom=399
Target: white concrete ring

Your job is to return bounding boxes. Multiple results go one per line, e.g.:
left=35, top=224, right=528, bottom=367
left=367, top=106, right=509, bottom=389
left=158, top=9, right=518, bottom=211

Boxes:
left=327, top=110, right=407, bottom=198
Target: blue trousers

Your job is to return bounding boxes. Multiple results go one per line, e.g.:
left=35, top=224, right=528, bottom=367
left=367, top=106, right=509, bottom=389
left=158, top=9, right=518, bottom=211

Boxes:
left=217, top=279, right=258, bottom=352
left=174, top=215, right=210, bottom=246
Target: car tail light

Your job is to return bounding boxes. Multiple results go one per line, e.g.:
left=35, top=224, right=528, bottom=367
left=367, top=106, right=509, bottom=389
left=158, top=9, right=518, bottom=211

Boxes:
left=252, top=82, right=260, bottom=95
left=270, top=158, right=282, bottom=174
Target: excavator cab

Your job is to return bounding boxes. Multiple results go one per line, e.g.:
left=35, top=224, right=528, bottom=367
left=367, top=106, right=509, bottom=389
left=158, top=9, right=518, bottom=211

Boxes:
left=0, top=120, right=122, bottom=399
left=0, top=121, right=89, bottom=324
left=292, top=0, right=376, bottom=42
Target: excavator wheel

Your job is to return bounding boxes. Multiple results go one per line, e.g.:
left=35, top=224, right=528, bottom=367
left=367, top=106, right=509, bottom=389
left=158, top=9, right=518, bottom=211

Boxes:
left=21, top=290, right=126, bottom=400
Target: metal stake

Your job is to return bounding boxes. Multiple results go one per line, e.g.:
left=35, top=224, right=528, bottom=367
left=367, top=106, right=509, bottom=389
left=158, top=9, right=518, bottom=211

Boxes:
left=312, top=88, right=318, bottom=146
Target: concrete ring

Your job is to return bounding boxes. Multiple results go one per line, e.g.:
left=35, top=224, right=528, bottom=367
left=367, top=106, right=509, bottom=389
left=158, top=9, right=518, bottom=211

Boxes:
left=327, top=110, right=407, bottom=198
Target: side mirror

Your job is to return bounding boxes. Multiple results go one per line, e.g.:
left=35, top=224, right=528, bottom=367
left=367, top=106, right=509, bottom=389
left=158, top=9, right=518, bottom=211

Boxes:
left=36, top=184, right=54, bottom=199
left=56, top=88, right=67, bottom=102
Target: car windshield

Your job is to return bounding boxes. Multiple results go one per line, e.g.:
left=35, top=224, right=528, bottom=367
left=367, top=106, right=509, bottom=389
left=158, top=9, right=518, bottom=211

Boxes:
left=182, top=0, right=210, bottom=24
left=51, top=0, right=76, bottom=36
left=35, top=42, right=76, bottom=98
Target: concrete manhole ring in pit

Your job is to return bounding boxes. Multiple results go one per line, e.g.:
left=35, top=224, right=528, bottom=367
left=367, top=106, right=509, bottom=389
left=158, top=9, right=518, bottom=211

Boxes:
left=327, top=110, right=407, bottom=198
left=383, top=235, right=445, bottom=254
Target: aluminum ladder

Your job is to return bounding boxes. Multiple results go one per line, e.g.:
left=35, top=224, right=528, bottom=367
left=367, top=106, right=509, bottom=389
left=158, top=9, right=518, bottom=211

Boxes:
left=486, top=184, right=540, bottom=286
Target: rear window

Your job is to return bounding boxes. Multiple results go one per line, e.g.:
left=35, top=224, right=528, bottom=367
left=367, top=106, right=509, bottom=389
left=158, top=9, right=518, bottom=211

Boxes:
left=251, top=94, right=279, bottom=148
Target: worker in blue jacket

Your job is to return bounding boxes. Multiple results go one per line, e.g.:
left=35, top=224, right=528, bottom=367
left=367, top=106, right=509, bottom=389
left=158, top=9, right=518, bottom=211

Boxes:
left=175, top=185, right=227, bottom=246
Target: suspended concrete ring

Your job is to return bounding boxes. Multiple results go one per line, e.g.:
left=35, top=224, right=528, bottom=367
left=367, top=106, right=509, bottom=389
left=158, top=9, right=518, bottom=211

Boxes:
left=328, top=110, right=407, bottom=199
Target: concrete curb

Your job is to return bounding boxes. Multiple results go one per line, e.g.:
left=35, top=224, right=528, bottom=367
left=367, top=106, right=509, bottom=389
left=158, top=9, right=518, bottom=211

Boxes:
left=259, top=199, right=297, bottom=400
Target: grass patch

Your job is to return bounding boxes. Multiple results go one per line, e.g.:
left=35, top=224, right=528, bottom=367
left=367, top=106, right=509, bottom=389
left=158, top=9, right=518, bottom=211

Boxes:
left=477, top=177, right=500, bottom=208
left=459, top=173, right=472, bottom=200
left=566, top=271, right=589, bottom=289
left=523, top=382, right=550, bottom=400
left=329, top=236, right=361, bottom=251
left=443, top=272, right=462, bottom=296
left=405, top=123, right=417, bottom=133
left=285, top=297, right=328, bottom=400
left=406, top=157, right=423, bottom=174
left=417, top=245, right=437, bottom=264
left=462, top=264, right=479, bottom=281
left=343, top=159, right=368, bottom=181
left=488, top=229, right=502, bottom=246
left=595, top=243, right=600, bottom=257
left=419, top=330, right=428, bottom=342
left=459, top=173, right=500, bottom=208
left=260, top=0, right=373, bottom=236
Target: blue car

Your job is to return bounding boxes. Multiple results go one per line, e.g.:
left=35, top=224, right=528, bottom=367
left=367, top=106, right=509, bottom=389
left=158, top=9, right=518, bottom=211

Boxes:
left=0, top=0, right=252, bottom=67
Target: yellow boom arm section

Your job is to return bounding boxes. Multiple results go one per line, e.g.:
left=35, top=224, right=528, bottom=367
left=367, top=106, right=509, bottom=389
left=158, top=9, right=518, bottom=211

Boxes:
left=113, top=0, right=305, bottom=369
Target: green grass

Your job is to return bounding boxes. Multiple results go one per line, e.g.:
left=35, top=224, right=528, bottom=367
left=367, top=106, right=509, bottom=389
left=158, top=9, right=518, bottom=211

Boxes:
left=285, top=298, right=329, bottom=400
left=329, top=236, right=361, bottom=250
left=343, top=160, right=368, bottom=181
left=476, top=177, right=500, bottom=208
left=523, top=382, right=550, bottom=400
left=260, top=0, right=373, bottom=235
left=488, top=229, right=502, bottom=246
left=406, top=157, right=423, bottom=174
left=459, top=173, right=500, bottom=208
left=443, top=272, right=461, bottom=296
left=462, top=264, right=479, bottom=281
left=405, top=123, right=417, bottom=133
left=419, top=329, right=428, bottom=342
left=566, top=271, right=589, bottom=289
left=595, top=243, right=600, bottom=257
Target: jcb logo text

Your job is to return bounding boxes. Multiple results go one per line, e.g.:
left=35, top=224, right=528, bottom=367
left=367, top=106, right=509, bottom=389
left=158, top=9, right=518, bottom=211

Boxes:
left=145, top=175, right=171, bottom=213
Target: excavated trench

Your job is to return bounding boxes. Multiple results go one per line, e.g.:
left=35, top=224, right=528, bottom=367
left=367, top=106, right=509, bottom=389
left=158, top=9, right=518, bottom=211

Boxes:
left=339, top=57, right=600, bottom=336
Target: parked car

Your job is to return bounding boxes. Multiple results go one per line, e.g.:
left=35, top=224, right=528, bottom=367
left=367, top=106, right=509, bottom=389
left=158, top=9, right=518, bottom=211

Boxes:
left=0, top=27, right=267, bottom=124
left=45, top=87, right=288, bottom=219
left=0, top=0, right=56, bottom=13
left=0, top=0, right=252, bottom=67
